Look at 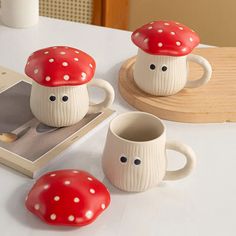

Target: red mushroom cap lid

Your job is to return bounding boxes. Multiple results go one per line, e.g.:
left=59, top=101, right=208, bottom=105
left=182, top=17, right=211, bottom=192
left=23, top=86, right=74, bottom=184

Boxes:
left=25, top=46, right=96, bottom=87
left=131, top=20, right=200, bottom=56
left=25, top=169, right=110, bottom=226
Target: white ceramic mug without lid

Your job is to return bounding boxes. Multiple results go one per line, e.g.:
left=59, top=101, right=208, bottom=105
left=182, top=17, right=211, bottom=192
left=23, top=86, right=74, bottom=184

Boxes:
left=102, top=112, right=196, bottom=192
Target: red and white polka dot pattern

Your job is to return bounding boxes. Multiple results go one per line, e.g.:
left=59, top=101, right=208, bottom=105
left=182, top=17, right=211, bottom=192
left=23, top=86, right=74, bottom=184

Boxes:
left=25, top=169, right=110, bottom=227
left=25, top=46, right=96, bottom=87
left=131, top=20, right=200, bottom=56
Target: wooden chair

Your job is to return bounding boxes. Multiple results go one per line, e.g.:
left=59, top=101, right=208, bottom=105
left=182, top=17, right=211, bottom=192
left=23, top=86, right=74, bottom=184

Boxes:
left=39, top=0, right=96, bottom=25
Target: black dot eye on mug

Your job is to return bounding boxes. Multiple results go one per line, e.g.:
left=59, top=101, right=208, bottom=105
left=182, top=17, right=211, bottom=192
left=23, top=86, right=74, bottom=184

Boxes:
left=62, top=95, right=69, bottom=102
left=150, top=64, right=156, bottom=70
left=134, top=158, right=141, bottom=165
left=120, top=156, right=128, bottom=163
left=49, top=95, right=56, bottom=101
left=162, top=66, right=168, bottom=72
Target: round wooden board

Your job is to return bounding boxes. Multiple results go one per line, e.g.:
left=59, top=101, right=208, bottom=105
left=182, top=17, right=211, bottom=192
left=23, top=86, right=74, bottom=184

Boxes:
left=118, top=47, right=236, bottom=123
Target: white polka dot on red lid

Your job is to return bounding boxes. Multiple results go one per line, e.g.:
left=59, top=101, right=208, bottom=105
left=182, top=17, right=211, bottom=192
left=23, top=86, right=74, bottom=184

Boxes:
left=72, top=170, right=79, bottom=173
left=74, top=197, right=80, bottom=203
left=164, top=22, right=170, bottom=26
left=54, top=196, right=60, bottom=201
left=89, top=188, right=95, bottom=194
left=182, top=48, right=187, bottom=52
left=49, top=58, right=54, bottom=63
left=87, top=177, right=93, bottom=181
left=44, top=51, right=49, bottom=54
left=170, top=31, right=175, bottom=35
left=64, top=75, right=70, bottom=80
left=74, top=58, right=79, bottom=61
left=50, top=173, right=56, bottom=177
left=158, top=42, right=163, bottom=47
left=157, top=29, right=163, bottom=33
left=68, top=215, right=75, bottom=222
left=176, top=41, right=181, bottom=46
left=75, top=51, right=79, bottom=54
left=189, top=37, right=193, bottom=42
left=85, top=210, right=93, bottom=219
left=45, top=76, right=51, bottom=81
left=53, top=47, right=57, bottom=49
left=101, top=204, right=105, bottom=209
left=44, top=184, right=49, bottom=189
left=134, top=32, right=140, bottom=37
left=50, top=214, right=56, bottom=220
left=81, top=72, right=86, bottom=79
left=60, top=51, right=66, bottom=55
left=34, top=69, right=39, bottom=74
left=64, top=180, right=71, bottom=185
left=179, top=27, right=184, bottom=30
left=62, top=62, right=68, bottom=66
left=144, top=38, right=149, bottom=43
left=148, top=26, right=152, bottom=30
left=34, top=204, right=40, bottom=210
left=25, top=196, right=28, bottom=201
left=89, top=63, right=93, bottom=68
left=150, top=21, right=154, bottom=24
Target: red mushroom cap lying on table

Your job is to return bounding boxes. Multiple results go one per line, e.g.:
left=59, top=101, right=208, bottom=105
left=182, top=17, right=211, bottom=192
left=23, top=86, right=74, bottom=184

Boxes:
left=25, top=46, right=96, bottom=87
left=131, top=20, right=200, bottom=56
left=25, top=170, right=110, bottom=226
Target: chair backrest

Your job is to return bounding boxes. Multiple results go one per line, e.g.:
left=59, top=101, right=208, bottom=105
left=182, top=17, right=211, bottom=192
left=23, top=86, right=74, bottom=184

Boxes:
left=39, top=0, right=94, bottom=24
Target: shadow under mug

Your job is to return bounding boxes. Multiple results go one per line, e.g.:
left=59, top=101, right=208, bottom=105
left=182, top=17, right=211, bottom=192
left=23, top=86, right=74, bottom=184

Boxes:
left=102, top=112, right=196, bottom=192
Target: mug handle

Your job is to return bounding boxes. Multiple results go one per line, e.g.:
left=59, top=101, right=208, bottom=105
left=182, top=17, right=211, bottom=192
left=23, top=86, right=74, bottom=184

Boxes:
left=164, top=140, right=196, bottom=181
left=185, top=54, right=212, bottom=88
left=88, top=78, right=115, bottom=114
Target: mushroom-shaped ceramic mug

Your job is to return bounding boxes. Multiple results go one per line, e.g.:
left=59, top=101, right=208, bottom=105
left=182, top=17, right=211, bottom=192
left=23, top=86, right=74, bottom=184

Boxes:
left=102, top=112, right=196, bottom=192
left=25, top=46, right=115, bottom=127
left=131, top=20, right=212, bottom=96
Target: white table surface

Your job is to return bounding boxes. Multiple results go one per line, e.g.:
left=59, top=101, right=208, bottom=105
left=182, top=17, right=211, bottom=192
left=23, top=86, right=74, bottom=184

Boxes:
left=0, top=16, right=235, bottom=236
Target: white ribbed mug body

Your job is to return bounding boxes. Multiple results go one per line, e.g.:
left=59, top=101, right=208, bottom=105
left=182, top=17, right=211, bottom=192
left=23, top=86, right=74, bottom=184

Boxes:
left=133, top=49, right=187, bottom=96
left=102, top=112, right=167, bottom=192
left=30, top=82, right=89, bottom=127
